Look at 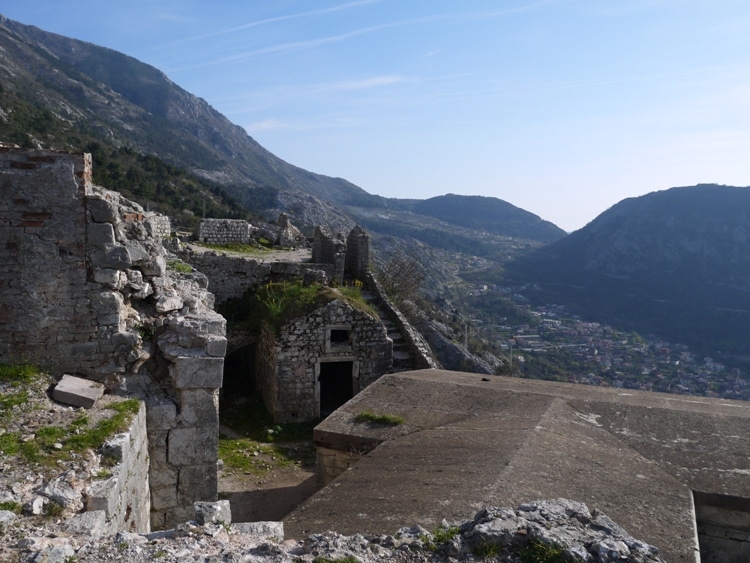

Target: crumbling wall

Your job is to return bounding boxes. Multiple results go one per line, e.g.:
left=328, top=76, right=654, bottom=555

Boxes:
left=174, top=249, right=337, bottom=305
left=73, top=401, right=151, bottom=535
left=311, top=226, right=346, bottom=284
left=198, top=218, right=253, bottom=245
left=0, top=147, right=226, bottom=531
left=0, top=149, right=96, bottom=370
left=345, top=225, right=370, bottom=282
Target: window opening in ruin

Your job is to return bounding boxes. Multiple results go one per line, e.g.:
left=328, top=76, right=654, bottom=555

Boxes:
left=318, top=361, right=354, bottom=417
left=330, top=329, right=350, bottom=345
left=694, top=490, right=750, bottom=562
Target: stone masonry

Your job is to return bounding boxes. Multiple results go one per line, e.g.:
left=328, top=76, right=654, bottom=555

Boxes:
left=256, top=298, right=392, bottom=422
left=0, top=147, right=226, bottom=530
left=311, top=226, right=346, bottom=284
left=198, top=218, right=253, bottom=245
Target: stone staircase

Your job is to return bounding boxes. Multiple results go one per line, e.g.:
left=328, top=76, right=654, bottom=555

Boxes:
left=362, top=291, right=415, bottom=372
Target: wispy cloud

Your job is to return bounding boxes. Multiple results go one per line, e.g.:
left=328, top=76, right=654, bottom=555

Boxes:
left=169, top=0, right=383, bottom=45
left=172, top=1, right=556, bottom=71
left=246, top=118, right=291, bottom=132
left=316, top=75, right=413, bottom=92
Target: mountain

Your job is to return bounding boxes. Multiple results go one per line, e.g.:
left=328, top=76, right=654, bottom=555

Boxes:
left=0, top=14, right=565, bottom=247
left=0, top=15, right=382, bottom=231
left=508, top=184, right=750, bottom=355
left=405, top=194, right=565, bottom=242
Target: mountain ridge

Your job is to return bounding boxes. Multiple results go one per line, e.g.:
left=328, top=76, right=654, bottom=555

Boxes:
left=0, top=14, right=562, bottom=243
left=508, top=183, right=750, bottom=355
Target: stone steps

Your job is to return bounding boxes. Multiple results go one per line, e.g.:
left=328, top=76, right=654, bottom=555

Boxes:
left=362, top=291, right=416, bottom=372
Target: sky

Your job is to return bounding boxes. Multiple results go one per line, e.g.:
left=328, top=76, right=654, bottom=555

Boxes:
left=2, top=1, right=750, bottom=232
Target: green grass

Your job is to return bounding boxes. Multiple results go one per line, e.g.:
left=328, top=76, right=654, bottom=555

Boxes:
left=354, top=411, right=405, bottom=426
left=0, top=363, right=39, bottom=383
left=0, top=398, right=141, bottom=468
left=520, top=540, right=573, bottom=563
left=166, top=259, right=193, bottom=273
left=0, top=390, right=29, bottom=417
left=432, top=526, right=460, bottom=544
left=0, top=501, right=22, bottom=514
left=219, top=393, right=317, bottom=474
left=197, top=242, right=270, bottom=254
left=66, top=399, right=141, bottom=453
left=472, top=541, right=501, bottom=558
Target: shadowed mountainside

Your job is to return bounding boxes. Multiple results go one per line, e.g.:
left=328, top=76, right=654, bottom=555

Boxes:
left=507, top=184, right=750, bottom=355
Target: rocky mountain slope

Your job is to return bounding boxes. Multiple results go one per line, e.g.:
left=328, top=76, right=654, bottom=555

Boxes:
left=508, top=184, right=750, bottom=355
left=0, top=14, right=562, bottom=245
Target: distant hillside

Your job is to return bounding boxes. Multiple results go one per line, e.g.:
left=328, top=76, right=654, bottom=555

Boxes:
left=405, top=194, right=566, bottom=243
left=508, top=184, right=750, bottom=355
left=0, top=15, right=382, bottom=230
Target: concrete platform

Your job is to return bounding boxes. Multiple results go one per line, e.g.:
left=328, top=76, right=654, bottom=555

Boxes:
left=285, top=369, right=750, bottom=562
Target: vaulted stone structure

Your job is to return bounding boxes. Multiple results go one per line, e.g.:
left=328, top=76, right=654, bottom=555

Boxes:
left=255, top=298, right=392, bottom=422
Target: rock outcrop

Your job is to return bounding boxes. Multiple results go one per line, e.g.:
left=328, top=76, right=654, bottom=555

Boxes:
left=1, top=499, right=664, bottom=562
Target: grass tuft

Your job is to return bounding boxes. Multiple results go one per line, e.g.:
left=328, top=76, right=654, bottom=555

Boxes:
left=354, top=411, right=405, bottom=426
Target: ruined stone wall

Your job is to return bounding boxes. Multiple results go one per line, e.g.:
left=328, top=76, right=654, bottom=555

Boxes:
left=146, top=213, right=171, bottom=239
left=311, top=226, right=346, bottom=284
left=0, top=149, right=97, bottom=371
left=198, top=218, right=253, bottom=245
left=77, top=401, right=151, bottom=535
left=345, top=225, right=370, bottom=282
left=257, top=299, right=392, bottom=422
left=0, top=148, right=226, bottom=531
left=176, top=250, right=336, bottom=305
left=366, top=272, right=439, bottom=370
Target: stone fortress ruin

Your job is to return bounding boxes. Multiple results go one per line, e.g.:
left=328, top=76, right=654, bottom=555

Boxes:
left=3, top=147, right=750, bottom=562
left=0, top=146, right=416, bottom=535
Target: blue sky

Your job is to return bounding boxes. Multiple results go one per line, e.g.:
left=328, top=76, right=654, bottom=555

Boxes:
left=3, top=1, right=750, bottom=231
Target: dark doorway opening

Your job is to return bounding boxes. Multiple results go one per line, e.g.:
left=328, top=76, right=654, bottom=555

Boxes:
left=694, top=491, right=750, bottom=562
left=221, top=343, right=256, bottom=402
left=318, top=361, right=354, bottom=417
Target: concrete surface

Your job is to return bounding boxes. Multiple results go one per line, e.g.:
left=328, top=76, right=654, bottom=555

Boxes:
left=285, top=369, right=750, bottom=562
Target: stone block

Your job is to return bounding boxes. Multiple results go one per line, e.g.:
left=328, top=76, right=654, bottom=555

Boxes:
left=141, top=255, right=167, bottom=277
left=52, top=374, right=105, bottom=409
left=194, top=500, right=231, bottom=525
left=93, top=268, right=121, bottom=286
left=151, top=484, right=178, bottom=511
left=178, top=464, right=218, bottom=505
left=91, top=244, right=132, bottom=270
left=101, top=433, right=129, bottom=462
left=87, top=197, right=118, bottom=223
left=168, top=427, right=218, bottom=466
left=170, top=356, right=224, bottom=389
left=66, top=510, right=108, bottom=537
left=232, top=521, right=284, bottom=540
left=147, top=401, right=177, bottom=430
left=205, top=336, right=227, bottom=357
left=124, top=241, right=151, bottom=265
left=178, top=389, right=219, bottom=427
left=88, top=222, right=115, bottom=247
left=150, top=467, right=178, bottom=489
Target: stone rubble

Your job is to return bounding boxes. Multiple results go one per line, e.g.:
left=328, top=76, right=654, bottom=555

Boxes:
left=0, top=499, right=664, bottom=562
